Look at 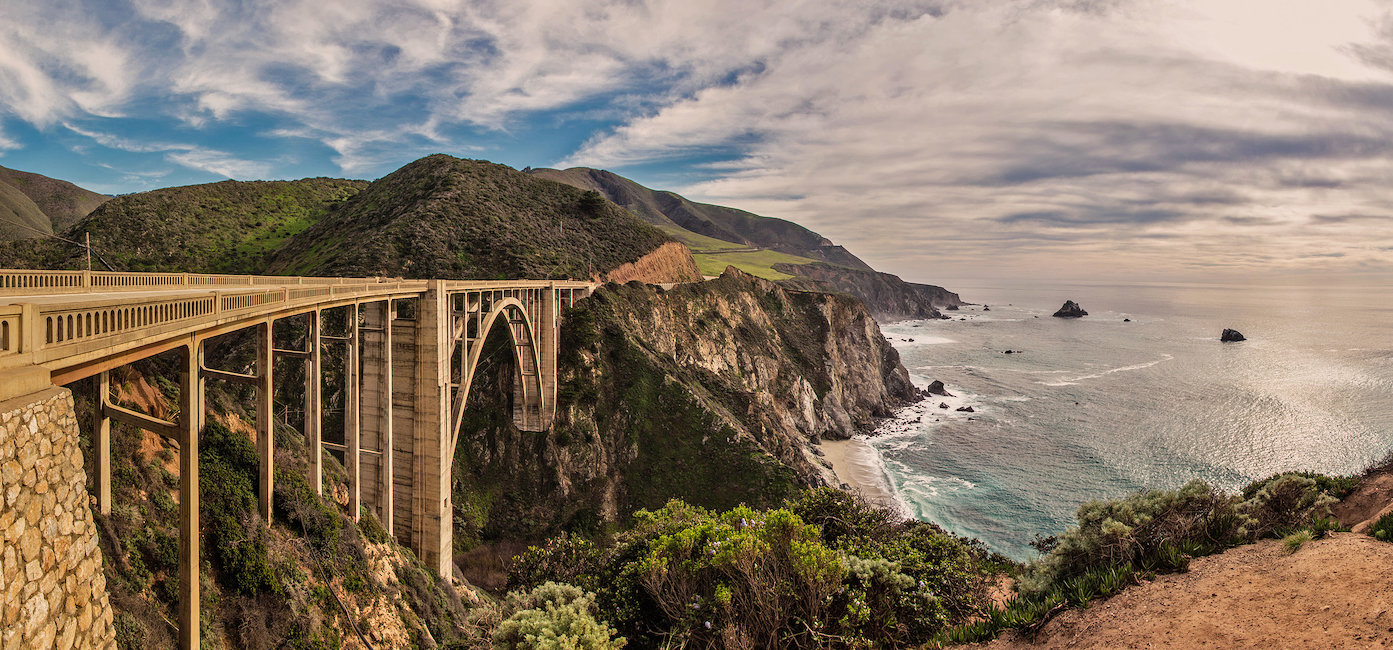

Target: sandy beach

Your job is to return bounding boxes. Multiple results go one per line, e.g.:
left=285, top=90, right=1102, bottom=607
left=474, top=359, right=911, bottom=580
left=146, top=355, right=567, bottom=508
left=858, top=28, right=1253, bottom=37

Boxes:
left=820, top=437, right=902, bottom=510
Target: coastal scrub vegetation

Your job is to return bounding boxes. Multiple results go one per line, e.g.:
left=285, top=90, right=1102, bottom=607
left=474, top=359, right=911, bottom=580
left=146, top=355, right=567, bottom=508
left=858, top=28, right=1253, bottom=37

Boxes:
left=505, top=488, right=1008, bottom=649
left=941, top=472, right=1355, bottom=644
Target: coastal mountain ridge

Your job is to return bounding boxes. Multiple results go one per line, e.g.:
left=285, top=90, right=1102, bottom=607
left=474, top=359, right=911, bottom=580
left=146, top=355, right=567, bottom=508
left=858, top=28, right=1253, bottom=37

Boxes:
left=0, top=164, right=109, bottom=238
left=527, top=166, right=873, bottom=270
left=530, top=165, right=963, bottom=319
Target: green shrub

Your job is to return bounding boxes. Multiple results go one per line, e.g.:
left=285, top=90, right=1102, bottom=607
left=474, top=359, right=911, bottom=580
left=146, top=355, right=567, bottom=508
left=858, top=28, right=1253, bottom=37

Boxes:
left=494, top=582, right=626, bottom=650
left=113, top=612, right=146, bottom=650
left=1018, top=480, right=1242, bottom=598
left=1369, top=512, right=1393, bottom=542
left=1238, top=474, right=1338, bottom=538
left=200, top=422, right=280, bottom=596
left=1241, top=471, right=1357, bottom=501
left=509, top=492, right=1003, bottom=648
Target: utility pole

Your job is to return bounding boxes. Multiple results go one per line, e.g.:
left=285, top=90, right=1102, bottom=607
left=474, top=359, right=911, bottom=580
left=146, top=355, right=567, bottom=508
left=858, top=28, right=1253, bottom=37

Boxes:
left=85, top=232, right=92, bottom=271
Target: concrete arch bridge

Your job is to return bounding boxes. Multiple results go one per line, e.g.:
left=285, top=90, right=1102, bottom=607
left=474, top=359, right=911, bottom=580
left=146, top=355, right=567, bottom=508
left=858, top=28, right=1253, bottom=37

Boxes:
left=0, top=269, right=594, bottom=648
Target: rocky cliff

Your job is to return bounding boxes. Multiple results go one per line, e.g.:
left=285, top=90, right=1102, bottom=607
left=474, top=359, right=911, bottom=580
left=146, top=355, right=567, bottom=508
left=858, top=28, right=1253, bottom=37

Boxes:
left=449, top=267, right=920, bottom=557
left=774, top=261, right=962, bottom=321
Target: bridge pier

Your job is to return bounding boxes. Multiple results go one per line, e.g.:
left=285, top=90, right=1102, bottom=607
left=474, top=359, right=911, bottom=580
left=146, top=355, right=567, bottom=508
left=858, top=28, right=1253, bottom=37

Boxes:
left=345, top=303, right=360, bottom=520
left=306, top=310, right=322, bottom=495
left=256, top=322, right=274, bottom=522
left=359, top=300, right=394, bottom=532
left=178, top=341, right=202, bottom=650
left=95, top=371, right=111, bottom=515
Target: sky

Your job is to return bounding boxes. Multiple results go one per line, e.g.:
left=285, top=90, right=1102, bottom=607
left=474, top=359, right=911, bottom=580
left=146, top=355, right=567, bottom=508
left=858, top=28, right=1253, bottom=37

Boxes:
left=2, top=0, right=1392, bottom=284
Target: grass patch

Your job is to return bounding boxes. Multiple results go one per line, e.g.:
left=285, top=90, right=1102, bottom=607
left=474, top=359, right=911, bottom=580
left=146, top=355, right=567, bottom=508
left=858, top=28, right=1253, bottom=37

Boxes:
left=692, top=248, right=814, bottom=280
left=1282, top=530, right=1314, bottom=554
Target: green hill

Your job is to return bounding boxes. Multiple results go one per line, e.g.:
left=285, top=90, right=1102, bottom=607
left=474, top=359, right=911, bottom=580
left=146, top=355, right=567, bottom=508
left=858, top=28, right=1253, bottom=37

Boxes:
left=529, top=167, right=871, bottom=272
left=271, top=155, right=673, bottom=280
left=0, top=179, right=53, bottom=240
left=0, top=164, right=109, bottom=231
left=0, top=178, right=366, bottom=273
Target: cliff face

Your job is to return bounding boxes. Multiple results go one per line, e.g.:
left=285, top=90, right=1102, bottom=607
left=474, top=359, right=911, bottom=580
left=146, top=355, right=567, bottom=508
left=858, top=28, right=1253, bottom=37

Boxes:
left=774, top=261, right=963, bottom=322
left=601, top=241, right=703, bottom=285
left=450, top=268, right=919, bottom=550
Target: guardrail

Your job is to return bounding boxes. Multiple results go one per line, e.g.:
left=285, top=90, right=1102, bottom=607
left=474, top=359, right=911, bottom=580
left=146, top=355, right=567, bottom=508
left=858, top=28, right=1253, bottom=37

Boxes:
left=0, top=269, right=386, bottom=295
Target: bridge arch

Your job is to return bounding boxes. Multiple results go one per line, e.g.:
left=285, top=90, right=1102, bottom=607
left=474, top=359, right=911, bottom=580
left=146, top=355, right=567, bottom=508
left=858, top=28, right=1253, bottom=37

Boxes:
left=450, top=297, right=546, bottom=452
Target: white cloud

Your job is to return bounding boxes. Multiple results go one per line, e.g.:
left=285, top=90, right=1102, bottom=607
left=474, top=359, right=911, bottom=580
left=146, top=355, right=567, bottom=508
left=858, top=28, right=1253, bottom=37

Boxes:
left=166, top=148, right=273, bottom=179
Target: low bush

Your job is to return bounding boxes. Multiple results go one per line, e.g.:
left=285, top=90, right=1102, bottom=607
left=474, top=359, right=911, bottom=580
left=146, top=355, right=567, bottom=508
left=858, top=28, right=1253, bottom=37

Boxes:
left=494, top=582, right=625, bottom=650
left=1017, top=480, right=1242, bottom=598
left=1238, top=473, right=1339, bottom=538
left=1369, top=512, right=1393, bottom=542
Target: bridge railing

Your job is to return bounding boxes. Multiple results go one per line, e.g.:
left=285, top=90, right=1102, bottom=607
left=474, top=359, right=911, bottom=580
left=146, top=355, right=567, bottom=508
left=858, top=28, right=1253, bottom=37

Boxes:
left=0, top=280, right=430, bottom=368
left=0, top=270, right=596, bottom=372
left=0, top=269, right=391, bottom=295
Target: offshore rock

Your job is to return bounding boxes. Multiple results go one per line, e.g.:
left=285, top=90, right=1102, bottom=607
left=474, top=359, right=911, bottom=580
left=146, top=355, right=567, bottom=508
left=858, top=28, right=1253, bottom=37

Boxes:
left=1053, top=300, right=1088, bottom=318
left=926, top=380, right=954, bottom=397
left=1221, top=328, right=1246, bottom=342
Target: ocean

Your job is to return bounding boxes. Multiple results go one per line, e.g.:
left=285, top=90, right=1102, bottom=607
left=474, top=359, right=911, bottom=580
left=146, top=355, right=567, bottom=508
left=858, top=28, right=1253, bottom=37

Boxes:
left=867, top=280, right=1393, bottom=560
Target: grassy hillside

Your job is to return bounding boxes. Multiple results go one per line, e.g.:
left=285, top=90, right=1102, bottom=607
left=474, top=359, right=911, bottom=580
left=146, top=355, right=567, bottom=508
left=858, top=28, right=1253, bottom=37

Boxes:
left=0, top=179, right=53, bottom=240
left=0, top=164, right=109, bottom=231
left=530, top=167, right=871, bottom=272
left=272, top=155, right=673, bottom=280
left=0, top=178, right=366, bottom=273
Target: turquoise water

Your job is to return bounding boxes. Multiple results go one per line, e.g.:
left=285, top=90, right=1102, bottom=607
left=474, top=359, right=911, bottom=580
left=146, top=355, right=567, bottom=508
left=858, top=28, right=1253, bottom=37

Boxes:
left=874, top=280, right=1393, bottom=560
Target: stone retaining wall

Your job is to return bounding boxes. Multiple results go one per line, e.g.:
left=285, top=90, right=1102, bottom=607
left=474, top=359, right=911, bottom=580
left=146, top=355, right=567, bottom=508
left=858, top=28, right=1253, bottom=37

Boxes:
left=1, top=387, right=115, bottom=649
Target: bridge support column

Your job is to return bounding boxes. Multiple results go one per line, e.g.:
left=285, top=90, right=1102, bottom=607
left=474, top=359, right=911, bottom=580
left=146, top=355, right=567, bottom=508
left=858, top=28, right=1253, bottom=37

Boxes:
left=539, top=286, right=558, bottom=430
left=306, top=309, right=322, bottom=495
left=256, top=321, right=274, bottom=523
left=414, top=281, right=453, bottom=578
left=346, top=303, right=360, bottom=519
left=95, top=371, right=111, bottom=515
left=179, top=340, right=203, bottom=650
left=360, top=300, right=393, bottom=532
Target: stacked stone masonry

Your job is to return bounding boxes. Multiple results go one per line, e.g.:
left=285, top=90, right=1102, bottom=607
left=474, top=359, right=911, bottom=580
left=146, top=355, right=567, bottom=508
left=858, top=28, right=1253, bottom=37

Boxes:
left=0, top=388, right=116, bottom=650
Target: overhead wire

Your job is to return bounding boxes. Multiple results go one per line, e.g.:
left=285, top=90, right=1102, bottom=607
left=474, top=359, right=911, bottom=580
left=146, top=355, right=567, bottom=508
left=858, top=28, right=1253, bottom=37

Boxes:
left=0, top=212, right=116, bottom=271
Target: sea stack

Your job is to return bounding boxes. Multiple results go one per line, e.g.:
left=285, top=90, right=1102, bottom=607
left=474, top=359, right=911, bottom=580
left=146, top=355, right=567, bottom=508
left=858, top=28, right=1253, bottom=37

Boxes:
left=927, top=380, right=954, bottom=397
left=1053, top=300, right=1088, bottom=318
left=1221, top=328, right=1246, bottom=342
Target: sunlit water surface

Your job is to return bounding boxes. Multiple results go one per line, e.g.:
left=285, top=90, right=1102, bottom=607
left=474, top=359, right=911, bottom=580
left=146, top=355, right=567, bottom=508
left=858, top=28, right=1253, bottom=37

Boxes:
left=871, top=280, right=1393, bottom=560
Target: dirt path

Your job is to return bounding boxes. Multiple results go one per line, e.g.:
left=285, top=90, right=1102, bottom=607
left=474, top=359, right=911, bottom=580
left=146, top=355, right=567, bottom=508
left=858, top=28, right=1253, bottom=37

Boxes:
left=974, top=533, right=1393, bottom=649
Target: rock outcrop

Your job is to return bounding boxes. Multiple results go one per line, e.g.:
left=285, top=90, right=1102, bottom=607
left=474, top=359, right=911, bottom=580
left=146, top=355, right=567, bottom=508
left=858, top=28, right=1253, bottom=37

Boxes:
left=1221, top=328, right=1246, bottom=342
left=601, top=241, right=702, bottom=284
left=1053, top=300, right=1088, bottom=318
left=773, top=262, right=957, bottom=322
left=927, top=380, right=954, bottom=397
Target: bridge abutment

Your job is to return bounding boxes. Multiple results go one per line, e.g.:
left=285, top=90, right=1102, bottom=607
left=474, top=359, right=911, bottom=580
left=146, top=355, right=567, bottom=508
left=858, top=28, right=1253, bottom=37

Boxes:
left=0, top=387, right=116, bottom=649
